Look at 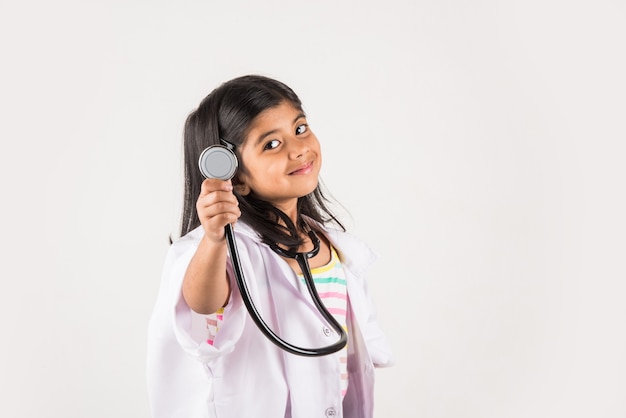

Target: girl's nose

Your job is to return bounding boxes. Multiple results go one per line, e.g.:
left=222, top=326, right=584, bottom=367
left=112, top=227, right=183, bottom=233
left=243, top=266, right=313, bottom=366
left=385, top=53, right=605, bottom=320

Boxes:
left=287, top=138, right=308, bottom=159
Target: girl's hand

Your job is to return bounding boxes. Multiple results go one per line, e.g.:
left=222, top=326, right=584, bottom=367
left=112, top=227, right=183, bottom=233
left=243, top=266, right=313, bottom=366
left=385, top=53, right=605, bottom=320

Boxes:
left=196, top=179, right=241, bottom=243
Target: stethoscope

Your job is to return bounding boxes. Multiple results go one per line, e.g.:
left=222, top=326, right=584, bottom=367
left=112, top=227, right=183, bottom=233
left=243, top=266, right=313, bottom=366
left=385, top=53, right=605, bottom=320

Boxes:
left=198, top=140, right=348, bottom=357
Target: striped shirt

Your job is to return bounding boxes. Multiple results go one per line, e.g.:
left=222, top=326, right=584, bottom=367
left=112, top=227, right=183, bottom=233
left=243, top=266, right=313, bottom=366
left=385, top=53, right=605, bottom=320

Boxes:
left=298, top=247, right=349, bottom=398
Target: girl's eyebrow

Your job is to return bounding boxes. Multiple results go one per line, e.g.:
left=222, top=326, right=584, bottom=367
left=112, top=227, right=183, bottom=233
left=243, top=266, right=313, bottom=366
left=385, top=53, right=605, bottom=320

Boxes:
left=253, top=113, right=306, bottom=146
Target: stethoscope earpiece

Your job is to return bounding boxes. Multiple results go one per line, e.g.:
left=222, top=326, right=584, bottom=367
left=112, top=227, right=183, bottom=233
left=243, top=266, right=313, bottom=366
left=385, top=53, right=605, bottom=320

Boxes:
left=198, top=145, right=238, bottom=180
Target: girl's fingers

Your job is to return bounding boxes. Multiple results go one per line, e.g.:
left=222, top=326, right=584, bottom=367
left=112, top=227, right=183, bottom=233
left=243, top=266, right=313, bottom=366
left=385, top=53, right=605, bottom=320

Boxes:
left=199, top=178, right=233, bottom=197
left=196, top=182, right=241, bottom=240
left=196, top=190, right=239, bottom=209
left=197, top=201, right=241, bottom=219
left=199, top=208, right=241, bottom=242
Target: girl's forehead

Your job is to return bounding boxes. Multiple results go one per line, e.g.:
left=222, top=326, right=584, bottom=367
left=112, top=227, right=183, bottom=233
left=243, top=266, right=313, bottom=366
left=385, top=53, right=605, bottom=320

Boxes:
left=251, top=101, right=303, bottom=126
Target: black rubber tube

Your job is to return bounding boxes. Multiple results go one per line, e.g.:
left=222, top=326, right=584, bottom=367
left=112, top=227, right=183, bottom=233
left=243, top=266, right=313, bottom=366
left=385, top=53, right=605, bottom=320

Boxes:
left=225, top=224, right=347, bottom=356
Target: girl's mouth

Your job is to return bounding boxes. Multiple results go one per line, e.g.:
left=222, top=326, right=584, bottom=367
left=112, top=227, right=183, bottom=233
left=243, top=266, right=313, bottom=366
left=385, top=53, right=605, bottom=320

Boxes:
left=289, top=161, right=313, bottom=175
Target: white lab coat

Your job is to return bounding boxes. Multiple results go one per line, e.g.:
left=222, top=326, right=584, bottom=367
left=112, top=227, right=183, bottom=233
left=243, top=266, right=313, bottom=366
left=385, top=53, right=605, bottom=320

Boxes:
left=147, top=221, right=393, bottom=418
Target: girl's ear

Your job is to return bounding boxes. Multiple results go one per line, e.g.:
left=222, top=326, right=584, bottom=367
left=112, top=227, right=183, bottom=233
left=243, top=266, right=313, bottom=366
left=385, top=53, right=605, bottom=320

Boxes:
left=234, top=183, right=251, bottom=196
left=233, top=176, right=251, bottom=196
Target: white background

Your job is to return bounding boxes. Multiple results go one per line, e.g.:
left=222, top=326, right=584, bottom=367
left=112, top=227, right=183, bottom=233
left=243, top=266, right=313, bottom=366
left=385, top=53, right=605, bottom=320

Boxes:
left=1, top=1, right=625, bottom=417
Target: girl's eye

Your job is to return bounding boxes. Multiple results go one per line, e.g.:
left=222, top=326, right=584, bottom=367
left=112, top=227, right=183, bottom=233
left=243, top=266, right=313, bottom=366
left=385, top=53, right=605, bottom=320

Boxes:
left=295, top=124, right=308, bottom=135
left=263, top=139, right=280, bottom=150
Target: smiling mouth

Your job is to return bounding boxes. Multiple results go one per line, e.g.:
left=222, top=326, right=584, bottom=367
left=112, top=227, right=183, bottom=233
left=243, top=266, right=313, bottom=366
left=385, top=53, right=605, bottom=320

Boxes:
left=289, top=161, right=313, bottom=175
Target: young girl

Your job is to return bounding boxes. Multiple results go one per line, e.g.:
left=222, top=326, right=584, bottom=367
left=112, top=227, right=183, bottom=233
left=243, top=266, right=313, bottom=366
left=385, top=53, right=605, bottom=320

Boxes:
left=147, top=75, right=393, bottom=418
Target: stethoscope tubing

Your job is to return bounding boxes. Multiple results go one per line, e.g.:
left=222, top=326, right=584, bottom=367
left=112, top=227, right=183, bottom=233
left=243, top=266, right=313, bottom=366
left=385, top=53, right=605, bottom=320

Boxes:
left=199, top=143, right=346, bottom=356
left=224, top=224, right=348, bottom=356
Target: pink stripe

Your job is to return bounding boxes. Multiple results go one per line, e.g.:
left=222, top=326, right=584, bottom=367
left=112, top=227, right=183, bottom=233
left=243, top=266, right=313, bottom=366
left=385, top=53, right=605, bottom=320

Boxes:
left=206, top=318, right=218, bottom=326
left=216, top=314, right=224, bottom=321
left=207, top=339, right=215, bottom=346
left=317, top=292, right=347, bottom=300
left=327, top=307, right=347, bottom=316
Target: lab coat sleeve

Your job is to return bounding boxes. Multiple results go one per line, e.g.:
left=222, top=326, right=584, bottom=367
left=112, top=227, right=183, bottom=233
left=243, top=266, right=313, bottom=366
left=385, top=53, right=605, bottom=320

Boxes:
left=357, top=267, right=395, bottom=368
left=330, top=228, right=395, bottom=368
left=167, top=232, right=247, bottom=364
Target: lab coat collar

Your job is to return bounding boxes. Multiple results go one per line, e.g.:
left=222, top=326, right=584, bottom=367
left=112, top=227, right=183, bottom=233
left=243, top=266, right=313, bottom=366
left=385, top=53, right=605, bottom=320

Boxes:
left=232, top=218, right=378, bottom=278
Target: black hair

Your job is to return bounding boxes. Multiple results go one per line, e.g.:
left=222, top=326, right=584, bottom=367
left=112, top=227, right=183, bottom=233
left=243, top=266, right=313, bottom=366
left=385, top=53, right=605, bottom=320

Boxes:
left=180, top=75, right=344, bottom=249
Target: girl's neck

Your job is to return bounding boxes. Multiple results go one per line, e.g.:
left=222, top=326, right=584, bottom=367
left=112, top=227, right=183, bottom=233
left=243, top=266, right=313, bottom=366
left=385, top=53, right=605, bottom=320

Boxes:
left=272, top=199, right=300, bottom=228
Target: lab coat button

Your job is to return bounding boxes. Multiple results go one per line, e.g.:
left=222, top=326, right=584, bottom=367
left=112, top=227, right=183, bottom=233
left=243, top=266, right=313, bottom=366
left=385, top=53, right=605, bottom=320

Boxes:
left=325, top=407, right=337, bottom=417
left=322, top=326, right=332, bottom=337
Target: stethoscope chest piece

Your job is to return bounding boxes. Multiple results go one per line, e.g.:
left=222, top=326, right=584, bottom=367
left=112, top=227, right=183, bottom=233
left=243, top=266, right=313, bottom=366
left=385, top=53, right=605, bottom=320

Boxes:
left=198, top=145, right=238, bottom=180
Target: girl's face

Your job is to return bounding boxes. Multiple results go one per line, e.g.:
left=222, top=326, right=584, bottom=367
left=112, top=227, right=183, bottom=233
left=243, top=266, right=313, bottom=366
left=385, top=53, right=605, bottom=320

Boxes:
left=237, top=101, right=322, bottom=215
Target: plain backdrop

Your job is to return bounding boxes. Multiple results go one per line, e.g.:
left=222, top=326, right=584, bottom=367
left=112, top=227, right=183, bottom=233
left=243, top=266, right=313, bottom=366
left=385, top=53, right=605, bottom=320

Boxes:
left=1, top=1, right=625, bottom=417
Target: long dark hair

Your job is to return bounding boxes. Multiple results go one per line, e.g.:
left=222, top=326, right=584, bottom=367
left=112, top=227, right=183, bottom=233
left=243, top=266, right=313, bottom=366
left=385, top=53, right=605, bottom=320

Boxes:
left=180, top=75, right=344, bottom=248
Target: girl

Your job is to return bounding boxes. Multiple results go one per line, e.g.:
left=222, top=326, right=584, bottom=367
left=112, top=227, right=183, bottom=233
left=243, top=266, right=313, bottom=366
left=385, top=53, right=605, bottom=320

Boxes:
left=147, top=75, right=393, bottom=418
